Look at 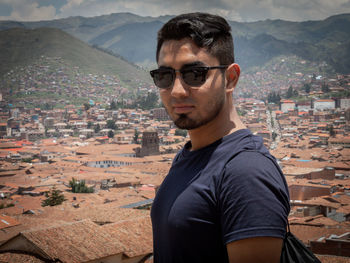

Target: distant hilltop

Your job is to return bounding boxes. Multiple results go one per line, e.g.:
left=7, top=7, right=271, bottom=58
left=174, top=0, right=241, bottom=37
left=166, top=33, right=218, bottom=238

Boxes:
left=0, top=27, right=151, bottom=88
left=0, top=12, right=349, bottom=73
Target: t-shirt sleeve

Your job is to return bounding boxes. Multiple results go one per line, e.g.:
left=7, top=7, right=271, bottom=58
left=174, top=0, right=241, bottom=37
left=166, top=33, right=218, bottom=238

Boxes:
left=217, top=151, right=290, bottom=244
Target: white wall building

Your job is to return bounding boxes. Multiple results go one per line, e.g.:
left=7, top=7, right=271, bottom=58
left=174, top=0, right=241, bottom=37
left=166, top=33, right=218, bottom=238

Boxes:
left=314, top=99, right=335, bottom=111
left=340, top=98, right=350, bottom=109
left=297, top=102, right=312, bottom=112
left=281, top=100, right=295, bottom=113
left=86, top=159, right=132, bottom=168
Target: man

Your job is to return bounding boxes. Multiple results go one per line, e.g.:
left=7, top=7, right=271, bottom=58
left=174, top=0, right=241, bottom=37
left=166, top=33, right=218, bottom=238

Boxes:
left=150, top=13, right=290, bottom=263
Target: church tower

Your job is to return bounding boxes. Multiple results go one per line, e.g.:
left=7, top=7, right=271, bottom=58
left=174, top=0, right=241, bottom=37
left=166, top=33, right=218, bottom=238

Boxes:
left=136, top=126, right=160, bottom=157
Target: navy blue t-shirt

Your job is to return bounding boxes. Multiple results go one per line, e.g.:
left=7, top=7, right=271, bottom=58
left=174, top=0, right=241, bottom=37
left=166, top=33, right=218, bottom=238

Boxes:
left=151, top=129, right=290, bottom=263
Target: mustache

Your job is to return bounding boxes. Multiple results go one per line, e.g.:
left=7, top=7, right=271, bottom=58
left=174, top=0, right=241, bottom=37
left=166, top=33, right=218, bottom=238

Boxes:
left=170, top=98, right=195, bottom=105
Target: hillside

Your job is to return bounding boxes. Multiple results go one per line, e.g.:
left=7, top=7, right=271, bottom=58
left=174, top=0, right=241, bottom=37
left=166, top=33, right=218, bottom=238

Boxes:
left=1, top=12, right=348, bottom=73
left=231, top=14, right=350, bottom=72
left=0, top=27, right=152, bottom=88
left=0, top=13, right=349, bottom=73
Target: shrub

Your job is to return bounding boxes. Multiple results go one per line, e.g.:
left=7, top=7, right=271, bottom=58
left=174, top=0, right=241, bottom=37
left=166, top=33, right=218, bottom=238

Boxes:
left=42, top=187, right=66, bottom=207
left=69, top=177, right=94, bottom=193
left=0, top=203, right=15, bottom=209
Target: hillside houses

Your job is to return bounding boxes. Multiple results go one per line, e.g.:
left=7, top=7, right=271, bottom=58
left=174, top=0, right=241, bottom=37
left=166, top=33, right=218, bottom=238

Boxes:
left=0, top=69, right=349, bottom=262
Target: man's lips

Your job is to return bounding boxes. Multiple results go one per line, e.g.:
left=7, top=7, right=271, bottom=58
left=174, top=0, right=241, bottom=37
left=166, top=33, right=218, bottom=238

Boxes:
left=173, top=105, right=195, bottom=114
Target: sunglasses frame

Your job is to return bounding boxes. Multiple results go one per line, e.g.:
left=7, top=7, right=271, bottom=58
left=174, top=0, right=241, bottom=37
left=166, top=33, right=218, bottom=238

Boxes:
left=150, top=65, right=229, bottom=89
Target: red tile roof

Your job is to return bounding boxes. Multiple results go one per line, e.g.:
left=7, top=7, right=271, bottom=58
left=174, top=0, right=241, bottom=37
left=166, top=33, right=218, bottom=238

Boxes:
left=316, top=255, right=350, bottom=263
left=102, top=216, right=152, bottom=258
left=315, top=99, right=335, bottom=102
left=0, top=214, right=20, bottom=230
left=290, top=224, right=350, bottom=245
left=0, top=252, right=45, bottom=262
left=18, top=220, right=124, bottom=262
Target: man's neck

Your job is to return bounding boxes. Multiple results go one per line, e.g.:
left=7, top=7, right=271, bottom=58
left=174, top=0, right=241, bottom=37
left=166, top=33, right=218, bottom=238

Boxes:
left=187, top=107, right=246, bottom=151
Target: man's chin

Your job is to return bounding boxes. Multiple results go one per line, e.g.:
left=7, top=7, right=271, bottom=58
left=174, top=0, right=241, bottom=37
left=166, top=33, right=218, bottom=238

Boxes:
left=174, top=114, right=200, bottom=130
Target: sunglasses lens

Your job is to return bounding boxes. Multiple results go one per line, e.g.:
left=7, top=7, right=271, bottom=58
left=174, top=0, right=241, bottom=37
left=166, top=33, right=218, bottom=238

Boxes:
left=182, top=68, right=207, bottom=86
left=151, top=70, right=174, bottom=89
left=150, top=67, right=210, bottom=89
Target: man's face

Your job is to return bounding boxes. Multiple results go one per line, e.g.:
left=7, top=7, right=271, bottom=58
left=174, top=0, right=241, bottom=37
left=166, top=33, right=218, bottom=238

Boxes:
left=157, top=38, right=227, bottom=130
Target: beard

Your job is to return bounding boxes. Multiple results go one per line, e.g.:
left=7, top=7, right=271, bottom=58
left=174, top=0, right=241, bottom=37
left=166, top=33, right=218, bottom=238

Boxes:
left=172, top=90, right=225, bottom=130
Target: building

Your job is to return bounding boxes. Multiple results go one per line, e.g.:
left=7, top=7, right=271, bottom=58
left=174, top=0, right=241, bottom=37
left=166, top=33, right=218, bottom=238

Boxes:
left=314, top=99, right=335, bottom=111
left=43, top=117, right=55, bottom=129
left=310, top=232, right=350, bottom=257
left=0, top=123, right=7, bottom=138
left=289, top=183, right=332, bottom=201
left=0, top=218, right=152, bottom=263
left=26, top=131, right=45, bottom=142
left=293, top=167, right=336, bottom=181
left=85, top=157, right=138, bottom=168
left=297, top=101, right=312, bottom=112
left=135, top=127, right=160, bottom=157
left=340, top=98, right=350, bottom=110
left=152, top=108, right=169, bottom=120
left=281, top=100, right=296, bottom=113
left=328, top=136, right=350, bottom=148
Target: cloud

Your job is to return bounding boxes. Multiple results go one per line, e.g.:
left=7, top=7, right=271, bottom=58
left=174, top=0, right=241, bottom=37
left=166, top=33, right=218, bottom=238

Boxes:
left=0, top=0, right=349, bottom=22
left=55, top=0, right=244, bottom=21
left=56, top=0, right=350, bottom=22
left=234, top=0, right=350, bottom=21
left=0, top=0, right=56, bottom=21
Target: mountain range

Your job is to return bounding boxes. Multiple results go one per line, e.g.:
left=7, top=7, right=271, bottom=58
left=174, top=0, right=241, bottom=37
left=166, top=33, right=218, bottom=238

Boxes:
left=0, top=12, right=349, bottom=74
left=0, top=26, right=151, bottom=89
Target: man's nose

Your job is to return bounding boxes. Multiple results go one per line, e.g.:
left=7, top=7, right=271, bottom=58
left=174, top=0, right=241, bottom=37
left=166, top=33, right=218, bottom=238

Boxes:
left=170, top=72, right=189, bottom=98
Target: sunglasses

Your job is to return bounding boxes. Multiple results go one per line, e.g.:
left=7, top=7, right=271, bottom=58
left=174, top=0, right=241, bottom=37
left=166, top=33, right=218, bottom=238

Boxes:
left=150, top=65, right=228, bottom=89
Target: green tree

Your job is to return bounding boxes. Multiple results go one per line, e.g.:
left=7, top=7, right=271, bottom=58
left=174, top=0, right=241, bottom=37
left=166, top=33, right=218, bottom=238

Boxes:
left=175, top=129, right=188, bottom=137
left=94, top=124, right=101, bottom=133
left=328, top=125, right=336, bottom=137
left=106, top=120, right=116, bottom=130
left=303, top=83, right=311, bottom=93
left=134, top=92, right=159, bottom=110
left=267, top=91, right=281, bottom=104
left=133, top=129, right=139, bottom=144
left=237, top=108, right=247, bottom=116
left=107, top=130, right=114, bottom=138
left=286, top=86, right=294, bottom=99
left=42, top=102, right=53, bottom=110
left=42, top=187, right=66, bottom=207
left=69, top=178, right=94, bottom=193
left=110, top=100, right=118, bottom=110
left=87, top=121, right=93, bottom=129
left=322, top=82, right=330, bottom=93
left=272, top=132, right=278, bottom=141
left=0, top=203, right=14, bottom=209
left=145, top=92, right=158, bottom=109
left=276, top=93, right=281, bottom=104
left=83, top=103, right=91, bottom=111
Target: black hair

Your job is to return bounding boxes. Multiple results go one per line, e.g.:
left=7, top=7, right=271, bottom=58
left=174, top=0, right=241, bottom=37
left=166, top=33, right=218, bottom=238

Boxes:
left=156, top=12, right=234, bottom=65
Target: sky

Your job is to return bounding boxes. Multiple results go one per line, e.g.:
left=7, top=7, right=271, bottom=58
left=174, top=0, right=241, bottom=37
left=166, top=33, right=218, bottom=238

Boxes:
left=0, top=0, right=349, bottom=22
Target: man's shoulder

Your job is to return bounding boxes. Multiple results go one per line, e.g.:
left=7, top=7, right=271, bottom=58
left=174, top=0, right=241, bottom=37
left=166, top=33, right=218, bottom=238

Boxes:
left=211, top=129, right=272, bottom=165
left=221, top=150, right=285, bottom=190
left=225, top=150, right=278, bottom=170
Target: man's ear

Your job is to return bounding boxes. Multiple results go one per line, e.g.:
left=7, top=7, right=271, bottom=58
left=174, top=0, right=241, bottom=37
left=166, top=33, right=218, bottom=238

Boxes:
left=226, top=63, right=240, bottom=92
